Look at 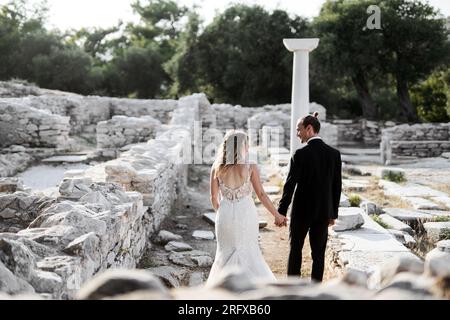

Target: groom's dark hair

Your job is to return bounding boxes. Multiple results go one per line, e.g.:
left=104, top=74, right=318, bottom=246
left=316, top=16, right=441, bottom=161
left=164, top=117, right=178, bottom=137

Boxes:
left=301, top=112, right=321, bottom=133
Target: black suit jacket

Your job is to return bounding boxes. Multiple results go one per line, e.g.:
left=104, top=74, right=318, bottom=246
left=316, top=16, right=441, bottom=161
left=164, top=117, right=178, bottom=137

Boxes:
left=277, top=138, right=342, bottom=224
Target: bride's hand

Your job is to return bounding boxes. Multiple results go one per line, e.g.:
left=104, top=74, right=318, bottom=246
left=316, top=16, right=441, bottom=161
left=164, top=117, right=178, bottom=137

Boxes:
left=274, top=213, right=287, bottom=227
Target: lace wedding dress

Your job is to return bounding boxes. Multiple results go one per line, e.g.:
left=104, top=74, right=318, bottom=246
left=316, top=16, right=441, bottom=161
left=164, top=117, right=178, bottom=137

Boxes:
left=206, top=164, right=276, bottom=286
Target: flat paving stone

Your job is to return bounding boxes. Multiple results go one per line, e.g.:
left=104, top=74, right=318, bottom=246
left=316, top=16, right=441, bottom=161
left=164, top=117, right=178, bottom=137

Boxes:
left=338, top=251, right=419, bottom=273
left=164, top=241, right=193, bottom=252
left=379, top=180, right=448, bottom=198
left=381, top=207, right=434, bottom=222
left=379, top=214, right=414, bottom=235
left=342, top=179, right=370, bottom=192
left=419, top=210, right=450, bottom=217
left=192, top=230, right=215, bottom=240
left=339, top=211, right=389, bottom=235
left=202, top=212, right=216, bottom=226
left=338, top=232, right=408, bottom=252
left=430, top=196, right=450, bottom=210
left=333, top=207, right=365, bottom=232
left=404, top=197, right=445, bottom=210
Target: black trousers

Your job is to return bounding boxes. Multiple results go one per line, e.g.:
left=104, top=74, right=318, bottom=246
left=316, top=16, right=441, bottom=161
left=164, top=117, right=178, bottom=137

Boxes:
left=287, top=219, right=329, bottom=282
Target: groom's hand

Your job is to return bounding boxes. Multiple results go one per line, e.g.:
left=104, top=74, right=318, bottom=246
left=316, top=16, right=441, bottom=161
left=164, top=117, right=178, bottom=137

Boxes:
left=274, top=213, right=287, bottom=227
left=274, top=215, right=283, bottom=227
left=328, top=219, right=336, bottom=226
left=280, top=216, right=288, bottom=227
left=275, top=215, right=288, bottom=227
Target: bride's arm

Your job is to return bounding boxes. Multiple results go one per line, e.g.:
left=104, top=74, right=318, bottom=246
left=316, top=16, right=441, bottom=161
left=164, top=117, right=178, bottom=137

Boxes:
left=250, top=164, right=285, bottom=221
left=210, top=167, right=220, bottom=211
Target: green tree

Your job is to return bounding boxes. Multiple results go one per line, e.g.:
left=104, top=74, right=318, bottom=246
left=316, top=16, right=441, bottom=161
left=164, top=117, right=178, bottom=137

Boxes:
left=0, top=0, right=48, bottom=80
left=110, top=44, right=168, bottom=98
left=313, top=0, right=384, bottom=119
left=176, top=5, right=309, bottom=106
left=32, top=46, right=98, bottom=94
left=412, top=68, right=450, bottom=122
left=106, top=0, right=192, bottom=97
left=66, top=25, right=122, bottom=63
left=16, top=30, right=62, bottom=80
left=0, top=4, right=21, bottom=79
left=379, top=0, right=450, bottom=122
left=129, top=0, right=189, bottom=64
left=447, top=70, right=450, bottom=119
left=164, top=11, right=202, bottom=97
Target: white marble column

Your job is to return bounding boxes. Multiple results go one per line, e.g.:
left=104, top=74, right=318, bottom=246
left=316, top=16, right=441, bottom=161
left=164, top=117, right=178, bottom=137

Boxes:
left=283, top=38, right=319, bottom=155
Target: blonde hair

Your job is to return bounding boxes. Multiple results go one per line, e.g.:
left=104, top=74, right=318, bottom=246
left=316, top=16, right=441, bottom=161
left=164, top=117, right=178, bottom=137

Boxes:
left=213, top=130, right=249, bottom=179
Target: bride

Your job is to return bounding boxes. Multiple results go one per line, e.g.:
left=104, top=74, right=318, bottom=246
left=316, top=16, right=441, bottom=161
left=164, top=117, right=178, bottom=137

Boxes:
left=206, top=130, right=287, bottom=286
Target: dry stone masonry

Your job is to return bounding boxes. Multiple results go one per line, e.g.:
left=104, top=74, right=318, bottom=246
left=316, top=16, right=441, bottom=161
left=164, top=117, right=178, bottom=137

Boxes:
left=96, top=115, right=161, bottom=156
left=331, top=119, right=398, bottom=147
left=0, top=100, right=71, bottom=149
left=381, top=123, right=450, bottom=164
left=0, top=86, right=203, bottom=299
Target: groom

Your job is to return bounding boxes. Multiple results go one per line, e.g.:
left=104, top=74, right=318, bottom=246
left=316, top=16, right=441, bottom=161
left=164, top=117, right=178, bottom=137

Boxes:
left=277, top=112, right=342, bottom=282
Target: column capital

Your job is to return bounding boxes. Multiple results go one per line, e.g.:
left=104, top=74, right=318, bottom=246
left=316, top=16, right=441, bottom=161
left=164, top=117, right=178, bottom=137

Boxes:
left=283, top=38, right=319, bottom=52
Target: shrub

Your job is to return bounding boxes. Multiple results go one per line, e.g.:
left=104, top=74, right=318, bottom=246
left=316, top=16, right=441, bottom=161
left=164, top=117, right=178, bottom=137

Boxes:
left=381, top=169, right=406, bottom=183
left=348, top=194, right=362, bottom=207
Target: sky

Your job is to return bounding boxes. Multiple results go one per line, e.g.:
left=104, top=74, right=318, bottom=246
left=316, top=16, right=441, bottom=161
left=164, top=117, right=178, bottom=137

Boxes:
left=1, top=0, right=449, bottom=31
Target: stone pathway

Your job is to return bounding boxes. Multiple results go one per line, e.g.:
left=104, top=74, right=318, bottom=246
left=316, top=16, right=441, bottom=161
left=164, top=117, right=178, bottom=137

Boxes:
left=138, top=165, right=216, bottom=287
left=331, top=209, right=419, bottom=276
left=335, top=156, right=450, bottom=265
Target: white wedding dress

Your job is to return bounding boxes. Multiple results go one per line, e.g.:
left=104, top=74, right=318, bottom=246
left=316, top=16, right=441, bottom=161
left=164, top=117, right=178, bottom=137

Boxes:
left=206, top=164, right=276, bottom=287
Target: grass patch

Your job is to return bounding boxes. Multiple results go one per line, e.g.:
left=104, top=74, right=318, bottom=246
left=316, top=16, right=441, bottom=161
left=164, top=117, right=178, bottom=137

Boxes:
left=348, top=194, right=362, bottom=207
left=430, top=216, right=450, bottom=222
left=357, top=177, right=411, bottom=209
left=411, top=233, right=436, bottom=259
left=382, top=171, right=406, bottom=183
left=372, top=215, right=390, bottom=229
left=440, top=229, right=450, bottom=240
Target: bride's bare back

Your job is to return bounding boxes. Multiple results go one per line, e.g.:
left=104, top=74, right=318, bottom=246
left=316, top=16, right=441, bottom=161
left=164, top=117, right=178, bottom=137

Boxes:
left=216, top=164, right=251, bottom=189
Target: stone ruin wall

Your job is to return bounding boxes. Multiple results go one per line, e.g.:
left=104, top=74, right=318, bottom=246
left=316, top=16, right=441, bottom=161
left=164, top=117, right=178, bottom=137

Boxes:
left=210, top=101, right=338, bottom=149
left=330, top=119, right=398, bottom=147
left=0, top=95, right=177, bottom=138
left=0, top=93, right=203, bottom=299
left=0, top=80, right=340, bottom=160
left=381, top=123, right=450, bottom=164
left=96, top=115, right=162, bottom=157
left=0, top=100, right=71, bottom=149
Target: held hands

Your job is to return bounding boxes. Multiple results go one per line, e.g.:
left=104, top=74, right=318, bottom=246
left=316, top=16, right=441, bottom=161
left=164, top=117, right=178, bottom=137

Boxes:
left=328, top=219, right=336, bottom=227
left=274, top=212, right=288, bottom=227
